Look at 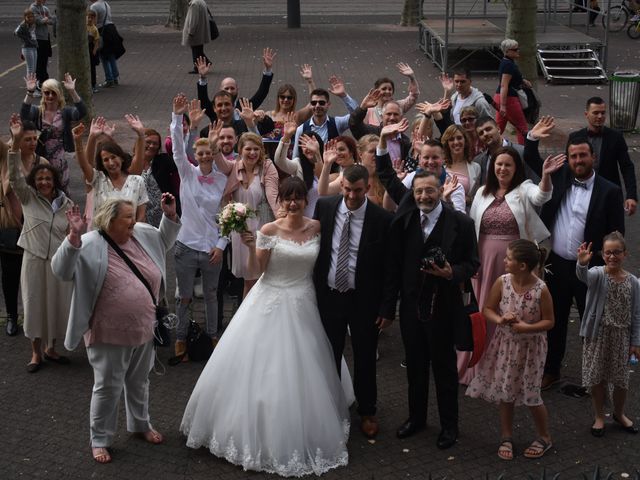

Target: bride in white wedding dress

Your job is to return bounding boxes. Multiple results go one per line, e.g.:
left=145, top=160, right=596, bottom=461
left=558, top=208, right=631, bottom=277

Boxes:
left=181, top=177, right=350, bottom=477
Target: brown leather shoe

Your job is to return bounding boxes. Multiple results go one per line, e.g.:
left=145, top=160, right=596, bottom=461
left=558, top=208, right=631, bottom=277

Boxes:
left=361, top=415, right=379, bottom=438
left=541, top=373, right=561, bottom=391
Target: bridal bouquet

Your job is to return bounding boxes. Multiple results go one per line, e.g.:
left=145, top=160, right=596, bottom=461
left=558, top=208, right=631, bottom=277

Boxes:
left=217, top=202, right=256, bottom=237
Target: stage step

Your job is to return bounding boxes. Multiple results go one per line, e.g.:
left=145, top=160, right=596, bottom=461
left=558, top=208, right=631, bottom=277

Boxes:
left=536, top=47, right=607, bottom=83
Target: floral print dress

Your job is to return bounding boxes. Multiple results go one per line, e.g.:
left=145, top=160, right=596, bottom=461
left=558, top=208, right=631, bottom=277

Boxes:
left=42, top=111, right=69, bottom=192
left=466, top=274, right=547, bottom=406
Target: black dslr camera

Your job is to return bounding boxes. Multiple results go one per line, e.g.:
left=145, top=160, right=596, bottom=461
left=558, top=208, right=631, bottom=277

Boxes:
left=420, top=247, right=447, bottom=270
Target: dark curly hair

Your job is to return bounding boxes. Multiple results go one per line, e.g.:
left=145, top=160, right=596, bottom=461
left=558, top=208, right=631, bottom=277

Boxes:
left=26, top=163, right=64, bottom=193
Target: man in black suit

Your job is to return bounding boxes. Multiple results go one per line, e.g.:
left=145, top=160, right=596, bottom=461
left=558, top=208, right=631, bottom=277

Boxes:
left=376, top=123, right=479, bottom=449
left=313, top=164, right=393, bottom=439
left=525, top=118, right=625, bottom=389
left=568, top=96, right=637, bottom=216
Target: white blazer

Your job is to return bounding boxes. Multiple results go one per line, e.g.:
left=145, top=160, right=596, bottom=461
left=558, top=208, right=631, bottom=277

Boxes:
left=469, top=180, right=552, bottom=243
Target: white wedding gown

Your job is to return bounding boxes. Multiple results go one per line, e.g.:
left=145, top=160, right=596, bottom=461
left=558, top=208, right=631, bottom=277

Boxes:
left=181, top=232, right=350, bottom=477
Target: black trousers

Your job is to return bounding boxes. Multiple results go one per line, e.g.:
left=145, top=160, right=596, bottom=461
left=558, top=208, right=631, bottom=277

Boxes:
left=544, top=251, right=587, bottom=376
left=319, top=288, right=378, bottom=416
left=400, top=311, right=458, bottom=431
left=190, top=45, right=210, bottom=70
left=0, top=252, right=22, bottom=318
left=35, top=39, right=50, bottom=85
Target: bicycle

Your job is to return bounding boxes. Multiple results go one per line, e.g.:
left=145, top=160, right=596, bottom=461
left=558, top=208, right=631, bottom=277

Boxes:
left=627, top=14, right=640, bottom=37
left=601, top=0, right=637, bottom=32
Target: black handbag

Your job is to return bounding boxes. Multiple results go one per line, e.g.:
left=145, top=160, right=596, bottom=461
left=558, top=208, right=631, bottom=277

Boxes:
left=0, top=227, right=21, bottom=252
left=98, top=230, right=170, bottom=347
left=186, top=320, right=213, bottom=361
left=207, top=8, right=220, bottom=40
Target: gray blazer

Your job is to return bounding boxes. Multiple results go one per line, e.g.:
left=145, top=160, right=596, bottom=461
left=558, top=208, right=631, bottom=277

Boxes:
left=576, top=264, right=640, bottom=346
left=52, top=216, right=180, bottom=350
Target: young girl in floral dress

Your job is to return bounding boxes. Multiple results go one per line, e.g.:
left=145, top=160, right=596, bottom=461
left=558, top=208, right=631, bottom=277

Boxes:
left=466, top=239, right=554, bottom=460
left=577, top=232, right=640, bottom=437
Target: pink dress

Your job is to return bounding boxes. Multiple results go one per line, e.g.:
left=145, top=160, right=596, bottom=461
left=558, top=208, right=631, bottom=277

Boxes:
left=465, top=274, right=547, bottom=406
left=458, top=196, right=519, bottom=384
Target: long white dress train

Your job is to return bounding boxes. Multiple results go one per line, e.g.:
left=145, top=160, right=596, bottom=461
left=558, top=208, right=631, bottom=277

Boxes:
left=181, top=232, right=350, bottom=477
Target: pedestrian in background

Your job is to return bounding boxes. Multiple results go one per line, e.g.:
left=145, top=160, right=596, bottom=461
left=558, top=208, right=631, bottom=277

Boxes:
left=183, top=0, right=212, bottom=73
left=30, top=0, right=55, bottom=90
left=14, top=8, right=38, bottom=79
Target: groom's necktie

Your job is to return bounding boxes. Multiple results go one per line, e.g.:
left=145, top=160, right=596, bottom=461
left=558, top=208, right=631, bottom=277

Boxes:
left=334, top=211, right=352, bottom=292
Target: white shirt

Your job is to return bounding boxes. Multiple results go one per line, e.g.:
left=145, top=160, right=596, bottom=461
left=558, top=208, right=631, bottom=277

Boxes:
left=420, top=201, right=443, bottom=239
left=402, top=170, right=466, bottom=214
left=170, top=113, right=228, bottom=252
left=551, top=172, right=595, bottom=260
left=327, top=198, right=367, bottom=290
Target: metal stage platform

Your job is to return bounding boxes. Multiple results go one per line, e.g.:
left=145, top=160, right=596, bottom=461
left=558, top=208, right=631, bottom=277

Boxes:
left=419, top=18, right=605, bottom=73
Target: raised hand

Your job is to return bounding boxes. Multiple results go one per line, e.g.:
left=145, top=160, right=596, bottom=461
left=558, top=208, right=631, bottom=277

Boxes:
left=323, top=139, right=338, bottom=165
left=160, top=193, right=177, bottom=219
left=254, top=109, right=266, bottom=122
left=71, top=123, right=85, bottom=140
left=63, top=73, right=76, bottom=91
left=416, top=98, right=451, bottom=116
left=103, top=121, right=116, bottom=138
left=299, top=134, right=319, bottom=158
left=380, top=118, right=409, bottom=139
left=328, top=75, right=347, bottom=98
left=443, top=174, right=459, bottom=202
left=412, top=131, right=426, bottom=152
left=125, top=114, right=145, bottom=135
left=360, top=88, right=382, bottom=109
left=530, top=115, right=555, bottom=140
left=196, top=56, right=211, bottom=77
left=24, top=72, right=37, bottom=91
left=300, top=64, right=313, bottom=81
left=207, top=120, right=224, bottom=147
left=542, top=153, right=566, bottom=176
left=188, top=98, right=206, bottom=127
left=282, top=112, right=298, bottom=140
left=237, top=98, right=255, bottom=124
left=9, top=113, right=23, bottom=140
left=262, top=47, right=276, bottom=70
left=173, top=94, right=189, bottom=115
left=396, top=62, right=415, bottom=77
left=577, top=242, right=593, bottom=266
left=66, top=205, right=88, bottom=238
left=89, top=116, right=105, bottom=137
left=439, top=73, right=454, bottom=92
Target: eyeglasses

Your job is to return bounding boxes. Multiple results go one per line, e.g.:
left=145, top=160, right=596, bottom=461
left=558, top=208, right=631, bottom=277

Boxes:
left=460, top=117, right=476, bottom=123
left=603, top=249, right=624, bottom=257
left=310, top=100, right=327, bottom=106
left=279, top=95, right=294, bottom=101
left=43, top=91, right=56, bottom=96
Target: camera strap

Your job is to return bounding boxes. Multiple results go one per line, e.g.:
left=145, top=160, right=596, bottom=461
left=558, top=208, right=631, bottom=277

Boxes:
left=98, top=229, right=157, bottom=306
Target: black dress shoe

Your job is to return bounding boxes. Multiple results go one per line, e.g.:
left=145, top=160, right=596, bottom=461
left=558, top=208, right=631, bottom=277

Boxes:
left=591, top=426, right=605, bottom=437
left=5, top=316, right=18, bottom=336
left=396, top=419, right=426, bottom=439
left=437, top=428, right=458, bottom=449
left=613, top=414, right=639, bottom=434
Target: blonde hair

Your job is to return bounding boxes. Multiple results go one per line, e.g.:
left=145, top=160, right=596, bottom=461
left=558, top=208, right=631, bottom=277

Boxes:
left=357, top=134, right=379, bottom=153
left=93, top=198, right=134, bottom=232
left=39, top=79, right=66, bottom=115
left=237, top=132, right=266, bottom=165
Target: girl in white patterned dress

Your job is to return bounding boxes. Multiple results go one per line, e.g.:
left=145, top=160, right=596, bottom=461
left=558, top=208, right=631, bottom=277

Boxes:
left=466, top=239, right=554, bottom=460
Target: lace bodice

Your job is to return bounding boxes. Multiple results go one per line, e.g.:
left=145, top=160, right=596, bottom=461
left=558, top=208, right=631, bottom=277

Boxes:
left=257, top=232, right=320, bottom=289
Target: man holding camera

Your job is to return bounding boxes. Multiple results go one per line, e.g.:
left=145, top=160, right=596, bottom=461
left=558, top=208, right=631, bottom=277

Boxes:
left=376, top=122, right=479, bottom=449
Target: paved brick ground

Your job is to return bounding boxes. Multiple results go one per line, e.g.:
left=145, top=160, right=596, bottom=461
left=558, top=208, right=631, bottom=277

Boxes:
left=0, top=11, right=639, bottom=480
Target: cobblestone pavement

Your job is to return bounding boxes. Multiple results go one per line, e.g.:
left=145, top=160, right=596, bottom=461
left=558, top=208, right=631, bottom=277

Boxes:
left=0, top=9, right=639, bottom=480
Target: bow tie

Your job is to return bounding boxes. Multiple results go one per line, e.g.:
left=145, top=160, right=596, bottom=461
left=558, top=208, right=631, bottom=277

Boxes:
left=198, top=175, right=214, bottom=185
left=586, top=130, right=602, bottom=138
left=572, top=178, right=588, bottom=189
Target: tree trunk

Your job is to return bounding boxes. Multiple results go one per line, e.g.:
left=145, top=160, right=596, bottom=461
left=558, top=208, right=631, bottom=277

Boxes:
left=506, top=0, right=538, bottom=86
left=400, top=0, right=423, bottom=26
left=57, top=0, right=93, bottom=117
left=166, top=0, right=189, bottom=30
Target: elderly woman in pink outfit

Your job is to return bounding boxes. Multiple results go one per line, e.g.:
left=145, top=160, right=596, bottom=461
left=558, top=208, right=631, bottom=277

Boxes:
left=210, top=123, right=279, bottom=298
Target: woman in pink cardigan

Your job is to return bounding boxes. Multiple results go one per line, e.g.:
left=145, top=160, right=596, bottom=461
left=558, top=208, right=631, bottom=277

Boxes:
left=210, top=125, right=279, bottom=298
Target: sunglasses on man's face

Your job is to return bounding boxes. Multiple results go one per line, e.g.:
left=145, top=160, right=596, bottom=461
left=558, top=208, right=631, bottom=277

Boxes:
left=310, top=100, right=327, bottom=106
left=460, top=117, right=476, bottom=123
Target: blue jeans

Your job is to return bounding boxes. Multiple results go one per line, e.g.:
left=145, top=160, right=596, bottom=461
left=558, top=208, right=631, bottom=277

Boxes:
left=22, top=47, right=37, bottom=76
left=174, top=242, right=223, bottom=340
left=100, top=53, right=119, bottom=82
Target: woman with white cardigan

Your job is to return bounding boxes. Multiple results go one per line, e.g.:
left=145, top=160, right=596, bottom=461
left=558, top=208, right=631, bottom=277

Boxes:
left=459, top=146, right=564, bottom=384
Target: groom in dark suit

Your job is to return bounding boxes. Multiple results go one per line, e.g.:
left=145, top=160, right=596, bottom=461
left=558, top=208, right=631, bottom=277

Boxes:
left=376, top=124, right=479, bottom=450
left=314, top=164, right=393, bottom=439
left=525, top=119, right=625, bottom=389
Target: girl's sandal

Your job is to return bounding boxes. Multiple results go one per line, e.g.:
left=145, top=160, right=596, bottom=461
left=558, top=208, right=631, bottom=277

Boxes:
left=497, top=438, right=514, bottom=461
left=92, top=447, right=112, bottom=464
left=523, top=438, right=552, bottom=459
